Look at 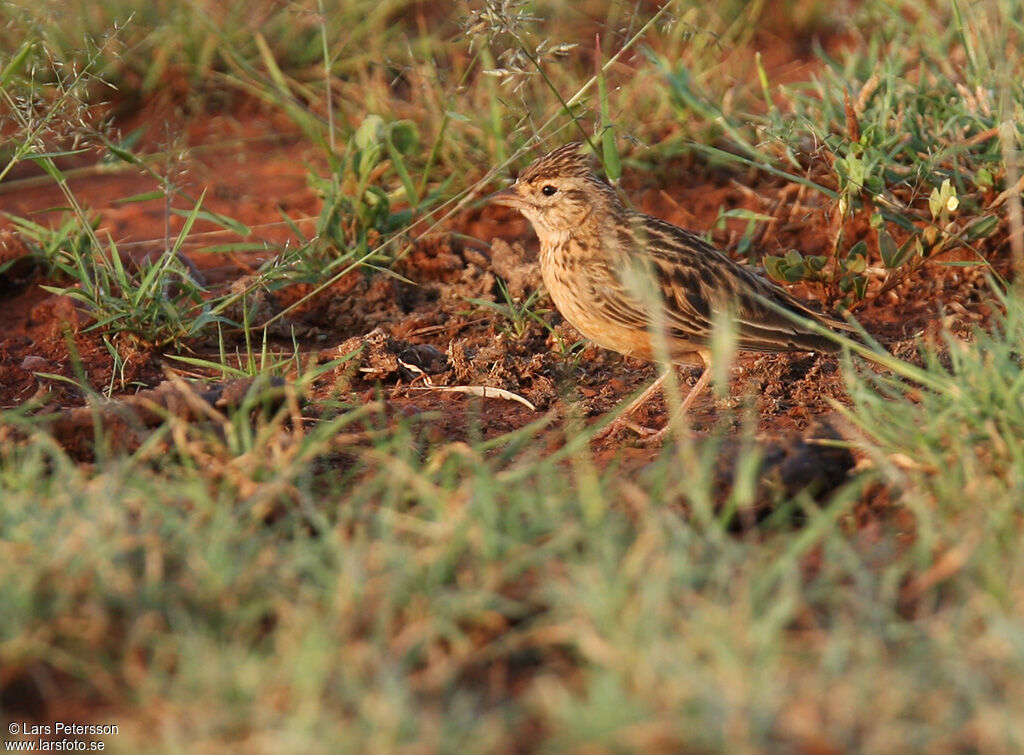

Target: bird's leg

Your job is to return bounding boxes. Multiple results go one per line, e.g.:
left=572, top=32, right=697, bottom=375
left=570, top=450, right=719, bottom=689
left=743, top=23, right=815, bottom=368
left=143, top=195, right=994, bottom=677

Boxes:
left=596, top=346, right=716, bottom=442
left=592, top=371, right=669, bottom=440
left=676, top=360, right=712, bottom=414
left=636, top=365, right=712, bottom=445
left=593, top=349, right=715, bottom=442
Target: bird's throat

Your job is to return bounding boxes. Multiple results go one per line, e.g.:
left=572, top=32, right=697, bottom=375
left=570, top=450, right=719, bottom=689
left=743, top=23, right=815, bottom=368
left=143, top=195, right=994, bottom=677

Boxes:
left=537, top=227, right=573, bottom=247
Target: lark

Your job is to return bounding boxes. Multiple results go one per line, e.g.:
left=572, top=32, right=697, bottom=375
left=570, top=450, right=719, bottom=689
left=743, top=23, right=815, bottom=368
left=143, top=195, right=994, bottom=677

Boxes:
left=489, top=141, right=857, bottom=438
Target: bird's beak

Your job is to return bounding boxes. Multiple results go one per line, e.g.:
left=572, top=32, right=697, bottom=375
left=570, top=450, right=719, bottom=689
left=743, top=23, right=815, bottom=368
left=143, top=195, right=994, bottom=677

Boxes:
left=487, top=185, right=521, bottom=208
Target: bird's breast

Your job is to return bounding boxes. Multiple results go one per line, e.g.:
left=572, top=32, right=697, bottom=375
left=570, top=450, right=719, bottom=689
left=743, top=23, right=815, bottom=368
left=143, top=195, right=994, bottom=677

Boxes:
left=539, top=240, right=651, bottom=359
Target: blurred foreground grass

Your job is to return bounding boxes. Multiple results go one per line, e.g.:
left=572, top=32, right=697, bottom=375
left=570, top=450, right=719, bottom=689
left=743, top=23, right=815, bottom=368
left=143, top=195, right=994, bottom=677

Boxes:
left=2, top=294, right=1024, bottom=750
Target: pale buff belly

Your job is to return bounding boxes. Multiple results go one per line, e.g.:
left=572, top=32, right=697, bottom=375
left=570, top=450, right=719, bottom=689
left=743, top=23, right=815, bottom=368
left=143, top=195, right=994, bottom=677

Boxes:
left=540, top=259, right=704, bottom=365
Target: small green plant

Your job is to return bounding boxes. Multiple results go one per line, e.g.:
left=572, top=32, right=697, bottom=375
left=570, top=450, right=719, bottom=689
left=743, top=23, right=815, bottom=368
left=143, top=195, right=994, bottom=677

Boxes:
left=3, top=212, right=98, bottom=277
left=465, top=278, right=551, bottom=341
left=466, top=277, right=587, bottom=371
left=658, top=28, right=1012, bottom=306
left=169, top=324, right=300, bottom=381
left=39, top=199, right=219, bottom=349
left=309, top=114, right=425, bottom=264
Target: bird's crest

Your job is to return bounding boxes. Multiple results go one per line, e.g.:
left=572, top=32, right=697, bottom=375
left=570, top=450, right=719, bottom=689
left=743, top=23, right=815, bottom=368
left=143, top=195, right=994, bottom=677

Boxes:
left=519, top=141, right=592, bottom=182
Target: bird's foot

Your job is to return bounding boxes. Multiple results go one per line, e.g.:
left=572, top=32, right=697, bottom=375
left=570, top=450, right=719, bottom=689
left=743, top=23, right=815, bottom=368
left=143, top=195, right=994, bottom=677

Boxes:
left=592, top=415, right=663, bottom=442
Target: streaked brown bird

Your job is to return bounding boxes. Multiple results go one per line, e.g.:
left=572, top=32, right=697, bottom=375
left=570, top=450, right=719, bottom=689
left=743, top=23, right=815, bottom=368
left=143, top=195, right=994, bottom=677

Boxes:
left=489, top=141, right=857, bottom=439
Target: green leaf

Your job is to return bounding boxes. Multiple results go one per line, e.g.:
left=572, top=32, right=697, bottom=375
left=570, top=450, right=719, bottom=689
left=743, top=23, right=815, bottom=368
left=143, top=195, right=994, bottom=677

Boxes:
left=0, top=40, right=35, bottom=88
left=29, top=156, right=67, bottom=182
left=388, top=120, right=419, bottom=155
left=170, top=206, right=250, bottom=236
left=102, top=137, right=147, bottom=167
left=843, top=253, right=866, bottom=274
left=762, top=255, right=787, bottom=283
left=203, top=242, right=275, bottom=254
left=170, top=189, right=208, bottom=254
left=879, top=229, right=917, bottom=269
left=878, top=228, right=898, bottom=268
left=601, top=130, right=621, bottom=183
left=113, top=191, right=166, bottom=205
left=964, top=215, right=999, bottom=240
left=783, top=264, right=806, bottom=282
left=356, top=143, right=383, bottom=182
left=717, top=208, right=775, bottom=223
left=253, top=31, right=290, bottom=95
left=865, top=175, right=884, bottom=194
left=847, top=240, right=869, bottom=261
left=385, top=140, right=418, bottom=206
left=596, top=39, right=621, bottom=183
left=838, top=153, right=866, bottom=189
left=355, top=115, right=386, bottom=150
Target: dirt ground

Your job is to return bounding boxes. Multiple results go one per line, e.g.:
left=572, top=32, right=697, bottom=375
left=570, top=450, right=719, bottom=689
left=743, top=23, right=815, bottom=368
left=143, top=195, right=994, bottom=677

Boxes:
left=0, top=98, right=1008, bottom=489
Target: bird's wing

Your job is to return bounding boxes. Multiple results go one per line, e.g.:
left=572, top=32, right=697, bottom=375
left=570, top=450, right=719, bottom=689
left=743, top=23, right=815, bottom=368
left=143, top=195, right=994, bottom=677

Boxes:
left=622, top=217, right=852, bottom=354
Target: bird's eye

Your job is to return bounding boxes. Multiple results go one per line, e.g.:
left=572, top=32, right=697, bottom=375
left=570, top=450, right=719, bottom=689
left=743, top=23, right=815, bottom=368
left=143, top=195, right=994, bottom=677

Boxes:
left=541, top=185, right=558, bottom=196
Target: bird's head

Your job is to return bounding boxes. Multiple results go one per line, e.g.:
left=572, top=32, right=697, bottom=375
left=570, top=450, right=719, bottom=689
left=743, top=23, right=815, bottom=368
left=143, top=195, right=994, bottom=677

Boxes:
left=489, top=142, right=618, bottom=237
